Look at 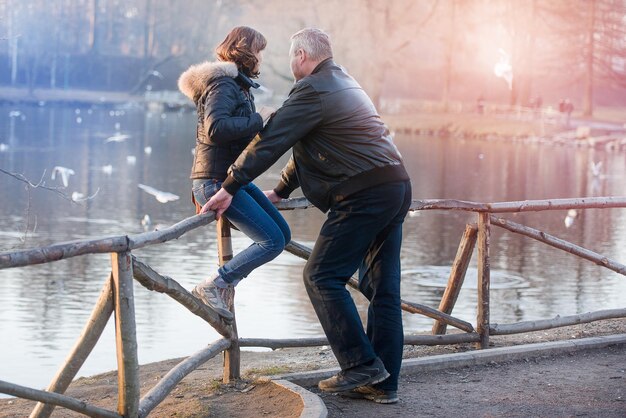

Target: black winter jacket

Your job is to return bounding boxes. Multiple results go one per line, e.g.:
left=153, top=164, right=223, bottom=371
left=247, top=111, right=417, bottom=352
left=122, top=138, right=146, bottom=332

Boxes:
left=178, top=61, right=263, bottom=180
left=223, top=58, right=409, bottom=212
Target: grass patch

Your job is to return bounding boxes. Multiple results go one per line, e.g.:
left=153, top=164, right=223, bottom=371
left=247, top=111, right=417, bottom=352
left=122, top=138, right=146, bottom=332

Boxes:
left=208, top=379, right=223, bottom=391
left=244, top=365, right=290, bottom=377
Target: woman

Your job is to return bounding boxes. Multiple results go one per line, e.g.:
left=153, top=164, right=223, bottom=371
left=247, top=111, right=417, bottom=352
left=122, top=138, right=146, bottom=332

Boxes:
left=178, top=26, right=290, bottom=321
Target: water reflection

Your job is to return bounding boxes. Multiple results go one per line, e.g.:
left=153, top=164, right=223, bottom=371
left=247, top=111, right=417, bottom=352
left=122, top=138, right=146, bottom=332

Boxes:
left=404, top=266, right=529, bottom=289
left=1, top=105, right=625, bottom=390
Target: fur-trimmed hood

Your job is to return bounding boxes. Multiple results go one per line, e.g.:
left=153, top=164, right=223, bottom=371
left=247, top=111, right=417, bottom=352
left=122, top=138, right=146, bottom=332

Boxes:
left=178, top=61, right=238, bottom=102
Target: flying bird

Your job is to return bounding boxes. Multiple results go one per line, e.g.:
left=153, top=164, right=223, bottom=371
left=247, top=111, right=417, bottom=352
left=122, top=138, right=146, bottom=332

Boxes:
left=71, top=188, right=100, bottom=202
left=590, top=161, right=603, bottom=177
left=51, top=166, right=75, bottom=188
left=564, top=209, right=578, bottom=228
left=141, top=214, right=152, bottom=229
left=138, top=184, right=180, bottom=203
left=105, top=133, right=131, bottom=143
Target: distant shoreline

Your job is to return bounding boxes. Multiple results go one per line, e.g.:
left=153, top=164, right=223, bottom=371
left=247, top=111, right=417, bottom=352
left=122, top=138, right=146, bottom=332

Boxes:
left=0, top=86, right=191, bottom=111
left=0, top=86, right=139, bottom=106
left=1, top=87, right=624, bottom=151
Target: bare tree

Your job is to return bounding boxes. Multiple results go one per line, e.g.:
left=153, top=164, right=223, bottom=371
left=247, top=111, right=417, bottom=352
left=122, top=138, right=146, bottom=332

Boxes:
left=540, top=0, right=626, bottom=116
left=0, top=168, right=99, bottom=249
left=307, top=0, right=439, bottom=109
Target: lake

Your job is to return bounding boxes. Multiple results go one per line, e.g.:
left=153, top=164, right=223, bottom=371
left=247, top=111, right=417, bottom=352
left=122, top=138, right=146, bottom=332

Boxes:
left=1, top=104, right=625, bottom=391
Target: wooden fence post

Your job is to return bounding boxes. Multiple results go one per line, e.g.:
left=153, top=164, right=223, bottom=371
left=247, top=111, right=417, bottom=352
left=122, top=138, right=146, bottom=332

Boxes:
left=476, top=213, right=491, bottom=349
left=30, top=275, right=115, bottom=418
left=217, top=217, right=240, bottom=383
left=432, top=224, right=477, bottom=335
left=111, top=251, right=139, bottom=417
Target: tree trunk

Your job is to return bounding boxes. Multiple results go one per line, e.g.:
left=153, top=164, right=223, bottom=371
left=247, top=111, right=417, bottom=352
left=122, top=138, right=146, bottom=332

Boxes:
left=144, top=0, right=154, bottom=60
left=583, top=0, right=595, bottom=116
left=9, top=1, right=18, bottom=86
left=442, top=0, right=456, bottom=111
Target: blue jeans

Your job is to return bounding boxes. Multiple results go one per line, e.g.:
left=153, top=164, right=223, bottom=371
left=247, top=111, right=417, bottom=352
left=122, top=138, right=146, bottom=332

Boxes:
left=192, top=179, right=291, bottom=285
left=303, top=180, right=411, bottom=391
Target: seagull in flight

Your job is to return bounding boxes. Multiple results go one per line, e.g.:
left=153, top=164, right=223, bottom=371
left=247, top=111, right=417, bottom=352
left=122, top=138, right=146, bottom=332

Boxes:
left=138, top=184, right=180, bottom=203
left=105, top=133, right=131, bottom=143
left=71, top=188, right=100, bottom=202
left=51, top=166, right=75, bottom=188
left=141, top=214, right=152, bottom=229
left=590, top=161, right=603, bottom=177
left=564, top=209, right=578, bottom=228
left=71, top=192, right=85, bottom=202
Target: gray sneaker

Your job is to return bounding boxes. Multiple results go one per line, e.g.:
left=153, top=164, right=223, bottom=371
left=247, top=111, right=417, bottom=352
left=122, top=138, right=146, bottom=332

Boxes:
left=192, top=281, right=234, bottom=322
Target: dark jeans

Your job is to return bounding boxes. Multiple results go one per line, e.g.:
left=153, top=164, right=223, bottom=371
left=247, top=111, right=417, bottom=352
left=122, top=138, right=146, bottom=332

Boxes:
left=303, top=180, right=412, bottom=391
left=192, top=180, right=291, bottom=285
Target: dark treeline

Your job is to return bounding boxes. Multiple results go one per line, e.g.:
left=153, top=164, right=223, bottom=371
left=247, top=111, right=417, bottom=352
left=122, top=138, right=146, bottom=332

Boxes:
left=0, top=0, right=625, bottom=115
left=0, top=0, right=235, bottom=93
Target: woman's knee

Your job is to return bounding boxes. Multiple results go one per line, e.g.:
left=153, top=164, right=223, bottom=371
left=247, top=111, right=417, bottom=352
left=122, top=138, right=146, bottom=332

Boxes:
left=261, top=232, right=285, bottom=256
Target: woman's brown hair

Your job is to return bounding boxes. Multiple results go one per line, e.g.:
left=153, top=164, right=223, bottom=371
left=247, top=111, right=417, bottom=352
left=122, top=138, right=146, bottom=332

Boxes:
left=215, top=26, right=267, bottom=78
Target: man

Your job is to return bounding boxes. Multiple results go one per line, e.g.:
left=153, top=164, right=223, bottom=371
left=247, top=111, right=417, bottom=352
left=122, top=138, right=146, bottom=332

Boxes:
left=203, top=28, right=412, bottom=404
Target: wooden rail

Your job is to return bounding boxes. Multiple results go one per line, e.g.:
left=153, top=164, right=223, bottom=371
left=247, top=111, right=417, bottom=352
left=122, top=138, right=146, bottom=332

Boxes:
left=0, top=213, right=215, bottom=270
left=1, top=196, right=624, bottom=417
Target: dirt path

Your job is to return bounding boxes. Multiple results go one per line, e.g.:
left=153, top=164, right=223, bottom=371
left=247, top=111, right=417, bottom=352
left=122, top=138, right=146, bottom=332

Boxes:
left=314, top=345, right=626, bottom=417
left=1, top=319, right=625, bottom=417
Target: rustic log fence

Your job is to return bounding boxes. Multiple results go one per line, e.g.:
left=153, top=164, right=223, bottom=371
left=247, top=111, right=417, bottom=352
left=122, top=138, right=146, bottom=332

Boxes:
left=1, top=196, right=625, bottom=417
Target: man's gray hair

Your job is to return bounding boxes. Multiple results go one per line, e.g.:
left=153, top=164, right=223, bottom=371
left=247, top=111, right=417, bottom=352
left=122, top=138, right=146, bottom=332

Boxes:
left=290, top=28, right=333, bottom=61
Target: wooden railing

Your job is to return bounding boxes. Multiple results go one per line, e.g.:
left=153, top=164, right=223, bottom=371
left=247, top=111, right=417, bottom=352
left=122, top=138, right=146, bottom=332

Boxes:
left=1, top=196, right=625, bottom=417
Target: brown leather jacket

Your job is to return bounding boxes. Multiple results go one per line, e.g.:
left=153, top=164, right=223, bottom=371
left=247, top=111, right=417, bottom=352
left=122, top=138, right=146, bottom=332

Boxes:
left=223, top=59, right=408, bottom=212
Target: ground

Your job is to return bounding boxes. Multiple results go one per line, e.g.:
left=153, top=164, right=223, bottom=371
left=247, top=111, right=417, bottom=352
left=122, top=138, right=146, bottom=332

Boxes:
left=317, top=346, right=625, bottom=417
left=1, top=319, right=624, bottom=417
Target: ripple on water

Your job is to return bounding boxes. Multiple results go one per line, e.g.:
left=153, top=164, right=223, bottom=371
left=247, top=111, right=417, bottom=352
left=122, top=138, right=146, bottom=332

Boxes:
left=403, top=266, right=530, bottom=290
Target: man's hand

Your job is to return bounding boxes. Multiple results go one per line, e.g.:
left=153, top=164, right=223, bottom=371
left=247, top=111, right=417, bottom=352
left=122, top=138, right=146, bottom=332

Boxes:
left=201, top=188, right=233, bottom=219
left=263, top=189, right=282, bottom=203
